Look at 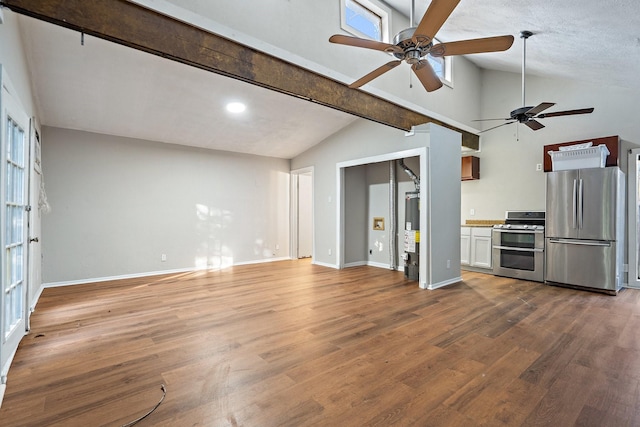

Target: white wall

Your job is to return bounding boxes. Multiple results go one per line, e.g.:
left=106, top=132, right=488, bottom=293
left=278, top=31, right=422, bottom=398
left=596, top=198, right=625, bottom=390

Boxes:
left=292, top=120, right=413, bottom=267
left=41, top=127, right=290, bottom=284
left=0, top=12, right=35, bottom=115
left=344, top=165, right=368, bottom=265
left=462, top=69, right=640, bottom=221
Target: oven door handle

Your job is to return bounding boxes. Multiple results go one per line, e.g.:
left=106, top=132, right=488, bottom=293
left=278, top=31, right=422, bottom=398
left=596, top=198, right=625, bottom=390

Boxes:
left=493, top=245, right=544, bottom=253
left=492, top=229, right=544, bottom=234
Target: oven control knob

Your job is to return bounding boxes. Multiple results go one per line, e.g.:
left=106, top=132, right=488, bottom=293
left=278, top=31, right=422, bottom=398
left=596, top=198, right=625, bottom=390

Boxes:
left=523, top=225, right=529, bottom=229
left=506, top=224, right=511, bottom=228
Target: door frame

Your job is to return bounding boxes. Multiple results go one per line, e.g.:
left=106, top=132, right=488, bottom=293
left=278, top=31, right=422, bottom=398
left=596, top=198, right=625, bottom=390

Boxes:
left=627, top=148, right=640, bottom=289
left=290, top=166, right=314, bottom=261
left=336, top=147, right=428, bottom=287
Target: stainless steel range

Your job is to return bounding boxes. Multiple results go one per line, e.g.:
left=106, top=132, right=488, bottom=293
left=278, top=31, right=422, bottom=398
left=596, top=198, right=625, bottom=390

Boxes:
left=492, top=211, right=545, bottom=282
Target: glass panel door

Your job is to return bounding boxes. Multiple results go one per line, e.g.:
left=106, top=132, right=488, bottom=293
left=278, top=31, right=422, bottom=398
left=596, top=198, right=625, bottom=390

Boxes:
left=4, top=117, right=26, bottom=338
left=1, top=79, right=30, bottom=379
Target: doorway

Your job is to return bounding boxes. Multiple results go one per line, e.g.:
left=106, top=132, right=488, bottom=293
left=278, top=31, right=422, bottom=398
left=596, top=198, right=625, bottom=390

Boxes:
left=337, top=147, right=428, bottom=287
left=291, top=167, right=314, bottom=260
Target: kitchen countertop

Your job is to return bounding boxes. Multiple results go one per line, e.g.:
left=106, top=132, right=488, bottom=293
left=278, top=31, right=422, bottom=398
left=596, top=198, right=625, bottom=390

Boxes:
left=462, top=220, right=504, bottom=227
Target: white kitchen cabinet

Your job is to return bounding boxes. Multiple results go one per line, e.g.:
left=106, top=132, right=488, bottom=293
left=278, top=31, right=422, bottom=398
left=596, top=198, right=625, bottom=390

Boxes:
left=461, top=226, right=492, bottom=270
left=461, top=227, right=471, bottom=265
left=470, top=227, right=492, bottom=269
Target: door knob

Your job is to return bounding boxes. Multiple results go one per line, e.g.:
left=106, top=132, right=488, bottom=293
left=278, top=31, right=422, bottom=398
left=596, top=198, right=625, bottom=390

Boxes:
left=29, top=237, right=39, bottom=243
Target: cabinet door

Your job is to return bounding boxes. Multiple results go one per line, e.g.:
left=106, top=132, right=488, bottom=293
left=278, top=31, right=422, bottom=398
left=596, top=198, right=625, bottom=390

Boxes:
left=461, top=156, right=480, bottom=180
left=461, top=234, right=471, bottom=265
left=471, top=235, right=492, bottom=268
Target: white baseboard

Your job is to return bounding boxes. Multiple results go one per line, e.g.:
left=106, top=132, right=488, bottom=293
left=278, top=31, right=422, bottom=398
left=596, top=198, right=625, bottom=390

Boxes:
left=0, top=382, right=5, bottom=409
left=29, top=284, right=45, bottom=313
left=312, top=260, right=339, bottom=269
left=423, top=276, right=462, bottom=290
left=42, top=257, right=293, bottom=288
left=366, top=261, right=392, bottom=269
left=343, top=261, right=367, bottom=268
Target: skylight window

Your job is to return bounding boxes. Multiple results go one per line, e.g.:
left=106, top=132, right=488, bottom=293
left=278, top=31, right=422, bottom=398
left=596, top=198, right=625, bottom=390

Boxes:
left=340, top=0, right=389, bottom=42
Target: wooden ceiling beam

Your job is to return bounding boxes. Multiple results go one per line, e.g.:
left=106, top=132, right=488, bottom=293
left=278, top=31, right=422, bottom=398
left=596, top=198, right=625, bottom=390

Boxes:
left=0, top=0, right=479, bottom=150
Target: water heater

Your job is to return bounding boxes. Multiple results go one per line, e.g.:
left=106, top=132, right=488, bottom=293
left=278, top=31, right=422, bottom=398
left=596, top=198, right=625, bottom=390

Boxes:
left=403, top=191, right=420, bottom=281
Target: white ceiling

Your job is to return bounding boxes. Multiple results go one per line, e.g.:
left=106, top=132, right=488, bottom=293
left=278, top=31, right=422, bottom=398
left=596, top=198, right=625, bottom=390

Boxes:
left=15, top=1, right=640, bottom=159
left=385, top=0, right=640, bottom=91
left=18, top=16, right=358, bottom=159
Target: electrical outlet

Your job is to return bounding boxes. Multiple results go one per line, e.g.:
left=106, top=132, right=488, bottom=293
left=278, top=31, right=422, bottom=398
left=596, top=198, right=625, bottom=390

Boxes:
left=536, top=163, right=542, bottom=171
left=275, top=244, right=280, bottom=250
left=470, top=208, right=475, bottom=216
left=161, top=254, right=167, bottom=262
left=447, top=259, right=451, bottom=269
left=328, top=248, right=332, bottom=256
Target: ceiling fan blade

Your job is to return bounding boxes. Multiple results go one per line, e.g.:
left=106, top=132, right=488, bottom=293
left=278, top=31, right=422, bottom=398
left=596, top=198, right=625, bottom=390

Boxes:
left=348, top=60, right=402, bottom=88
left=430, top=35, right=515, bottom=57
left=525, top=102, right=555, bottom=116
left=524, top=120, right=545, bottom=131
left=472, top=117, right=512, bottom=122
left=479, top=121, right=516, bottom=133
left=329, top=34, right=403, bottom=54
left=411, top=61, right=443, bottom=92
left=413, top=0, right=461, bottom=43
left=537, top=108, right=595, bottom=118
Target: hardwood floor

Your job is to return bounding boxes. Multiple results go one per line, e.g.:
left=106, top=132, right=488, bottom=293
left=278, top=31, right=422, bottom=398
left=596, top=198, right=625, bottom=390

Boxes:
left=1, top=260, right=640, bottom=426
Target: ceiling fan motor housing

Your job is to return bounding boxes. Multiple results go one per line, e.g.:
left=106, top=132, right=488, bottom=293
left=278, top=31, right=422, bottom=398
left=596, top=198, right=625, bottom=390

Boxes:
left=510, top=106, right=534, bottom=122
left=392, top=27, right=433, bottom=63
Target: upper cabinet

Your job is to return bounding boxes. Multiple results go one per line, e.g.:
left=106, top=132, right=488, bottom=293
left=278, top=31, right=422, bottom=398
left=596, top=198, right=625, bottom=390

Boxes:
left=461, top=156, right=480, bottom=181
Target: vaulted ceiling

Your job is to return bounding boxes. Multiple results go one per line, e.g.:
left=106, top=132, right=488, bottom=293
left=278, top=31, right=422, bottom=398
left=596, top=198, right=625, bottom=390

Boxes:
left=10, top=0, right=640, bottom=159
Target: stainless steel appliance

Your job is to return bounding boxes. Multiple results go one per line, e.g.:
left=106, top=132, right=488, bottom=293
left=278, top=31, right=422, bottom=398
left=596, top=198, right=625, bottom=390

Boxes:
left=545, top=167, right=625, bottom=294
left=492, top=211, right=545, bottom=282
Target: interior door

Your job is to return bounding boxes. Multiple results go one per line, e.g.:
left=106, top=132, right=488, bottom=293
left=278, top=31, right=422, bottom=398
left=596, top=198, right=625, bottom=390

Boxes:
left=27, top=126, right=42, bottom=322
left=297, top=172, right=312, bottom=258
left=1, top=76, right=30, bottom=378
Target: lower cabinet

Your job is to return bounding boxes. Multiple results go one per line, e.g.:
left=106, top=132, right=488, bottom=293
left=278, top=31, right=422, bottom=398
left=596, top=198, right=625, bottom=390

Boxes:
left=461, top=227, right=471, bottom=265
left=461, top=226, right=492, bottom=269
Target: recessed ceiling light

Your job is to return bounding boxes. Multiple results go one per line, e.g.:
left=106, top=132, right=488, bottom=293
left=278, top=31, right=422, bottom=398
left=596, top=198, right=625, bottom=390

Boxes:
left=226, top=102, right=246, bottom=113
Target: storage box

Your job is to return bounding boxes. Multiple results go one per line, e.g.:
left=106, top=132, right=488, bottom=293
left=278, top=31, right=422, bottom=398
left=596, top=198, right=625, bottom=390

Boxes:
left=548, top=144, right=610, bottom=171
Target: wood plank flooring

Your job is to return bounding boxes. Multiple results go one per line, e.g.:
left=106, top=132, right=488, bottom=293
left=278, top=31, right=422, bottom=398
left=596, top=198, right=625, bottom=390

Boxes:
left=1, top=259, right=640, bottom=426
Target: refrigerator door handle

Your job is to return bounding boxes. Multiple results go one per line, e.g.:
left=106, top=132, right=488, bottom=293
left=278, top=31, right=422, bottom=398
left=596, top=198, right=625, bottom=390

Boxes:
left=577, top=178, right=584, bottom=229
left=547, top=238, right=611, bottom=247
left=572, top=178, right=577, bottom=229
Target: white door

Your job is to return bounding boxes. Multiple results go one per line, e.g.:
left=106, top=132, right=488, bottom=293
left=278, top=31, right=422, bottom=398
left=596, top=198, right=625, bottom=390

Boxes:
left=297, top=172, right=313, bottom=258
left=27, top=126, right=43, bottom=322
left=1, top=75, right=30, bottom=379
left=628, top=149, right=640, bottom=289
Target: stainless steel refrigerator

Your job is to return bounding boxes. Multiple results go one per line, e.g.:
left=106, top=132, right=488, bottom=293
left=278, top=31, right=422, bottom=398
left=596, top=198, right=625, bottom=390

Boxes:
left=545, top=167, right=625, bottom=293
